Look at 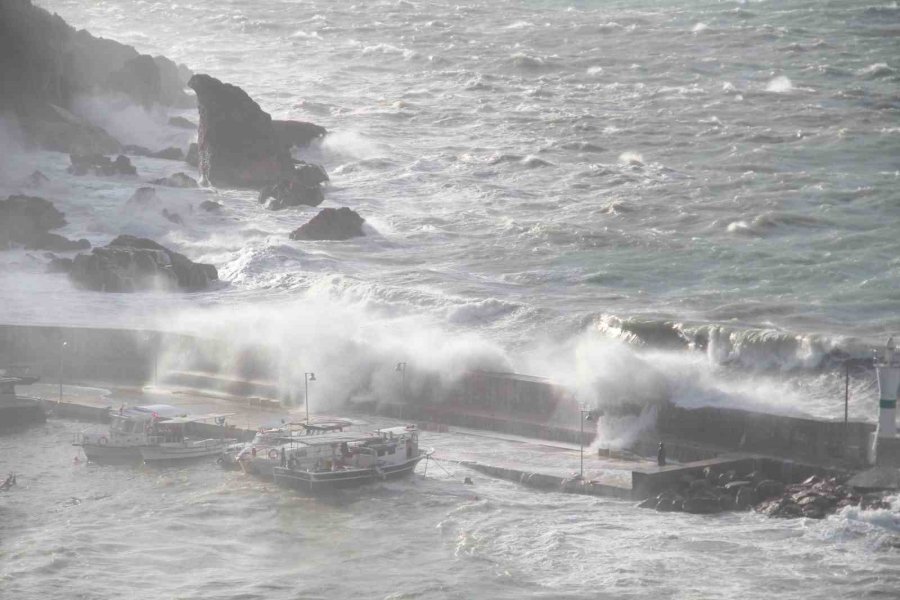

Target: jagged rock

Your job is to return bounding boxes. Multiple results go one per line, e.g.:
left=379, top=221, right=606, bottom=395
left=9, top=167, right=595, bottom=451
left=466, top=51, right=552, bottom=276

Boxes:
left=26, top=170, right=49, bottom=187
left=688, top=479, right=713, bottom=497
left=0, top=195, right=88, bottom=251
left=153, top=56, right=195, bottom=108
left=68, top=154, right=136, bottom=176
left=272, top=119, right=327, bottom=148
left=198, top=200, right=222, bottom=213
left=724, top=480, right=752, bottom=493
left=127, top=187, right=159, bottom=208
left=124, top=144, right=153, bottom=157
left=106, top=55, right=161, bottom=109
left=185, top=143, right=199, bottom=168
left=289, top=208, right=365, bottom=241
left=47, top=256, right=73, bottom=273
left=0, top=0, right=190, bottom=148
left=188, top=73, right=293, bottom=187
left=69, top=234, right=217, bottom=292
left=683, top=496, right=723, bottom=514
left=168, top=116, right=196, bottom=129
left=151, top=147, right=184, bottom=161
left=258, top=162, right=329, bottom=210
left=161, top=209, right=183, bottom=225
left=20, top=103, right=122, bottom=155
left=735, top=486, right=756, bottom=510
left=755, top=480, right=786, bottom=501
left=150, top=172, right=198, bottom=188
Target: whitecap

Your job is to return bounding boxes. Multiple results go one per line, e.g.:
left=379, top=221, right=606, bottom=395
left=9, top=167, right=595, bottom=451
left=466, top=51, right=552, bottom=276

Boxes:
left=765, top=75, right=793, bottom=93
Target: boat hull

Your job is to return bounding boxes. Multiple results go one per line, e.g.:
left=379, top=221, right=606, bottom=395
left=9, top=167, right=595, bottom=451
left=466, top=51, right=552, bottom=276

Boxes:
left=79, top=443, right=143, bottom=463
left=140, top=441, right=229, bottom=462
left=272, top=454, right=425, bottom=492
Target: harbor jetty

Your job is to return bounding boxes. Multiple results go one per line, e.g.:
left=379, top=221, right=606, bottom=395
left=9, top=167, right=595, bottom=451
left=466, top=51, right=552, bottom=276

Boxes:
left=2, top=323, right=898, bottom=517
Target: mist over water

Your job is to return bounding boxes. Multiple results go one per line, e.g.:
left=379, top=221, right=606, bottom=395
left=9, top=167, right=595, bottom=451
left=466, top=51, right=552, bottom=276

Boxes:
left=3, top=0, right=899, bottom=421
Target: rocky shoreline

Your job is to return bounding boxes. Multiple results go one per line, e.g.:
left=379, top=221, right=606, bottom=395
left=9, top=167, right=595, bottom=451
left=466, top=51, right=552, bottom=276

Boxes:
left=1, top=0, right=370, bottom=296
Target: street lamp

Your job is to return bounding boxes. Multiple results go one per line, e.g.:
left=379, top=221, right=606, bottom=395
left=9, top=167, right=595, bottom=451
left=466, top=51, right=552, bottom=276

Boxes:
left=578, top=405, right=595, bottom=480
left=58, top=340, right=68, bottom=402
left=304, top=372, right=316, bottom=423
left=143, top=333, right=158, bottom=387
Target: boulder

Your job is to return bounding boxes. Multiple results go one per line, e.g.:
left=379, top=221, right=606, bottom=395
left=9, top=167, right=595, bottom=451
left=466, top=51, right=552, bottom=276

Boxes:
left=755, top=480, right=786, bottom=501
left=168, top=116, right=196, bottom=129
left=199, top=200, right=222, bottom=213
left=289, top=208, right=365, bottom=241
left=185, top=143, right=199, bottom=168
left=126, top=187, right=159, bottom=208
left=735, top=486, right=756, bottom=510
left=682, top=496, right=723, bottom=515
left=47, top=256, right=73, bottom=273
left=272, top=119, right=327, bottom=148
left=0, top=195, right=88, bottom=251
left=67, top=154, right=136, bottom=176
left=724, top=481, right=752, bottom=494
left=26, top=170, right=49, bottom=188
left=124, top=144, right=154, bottom=157
left=20, top=103, right=122, bottom=156
left=106, top=54, right=161, bottom=109
left=150, top=172, right=198, bottom=188
left=69, top=234, right=217, bottom=292
left=188, top=73, right=293, bottom=187
left=150, top=147, right=184, bottom=161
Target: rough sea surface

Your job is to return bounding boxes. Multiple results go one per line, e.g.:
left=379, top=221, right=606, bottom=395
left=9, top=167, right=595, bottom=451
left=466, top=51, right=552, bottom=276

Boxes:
left=2, top=1, right=900, bottom=597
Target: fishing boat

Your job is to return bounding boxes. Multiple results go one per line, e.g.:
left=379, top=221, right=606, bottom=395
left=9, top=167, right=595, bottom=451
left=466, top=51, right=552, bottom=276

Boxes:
left=74, top=404, right=235, bottom=463
left=223, top=418, right=355, bottom=477
left=272, top=425, right=430, bottom=492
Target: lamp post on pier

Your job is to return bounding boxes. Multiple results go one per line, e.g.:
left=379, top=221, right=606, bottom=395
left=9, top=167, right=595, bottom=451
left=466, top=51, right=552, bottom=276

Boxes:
left=578, top=405, right=594, bottom=480
left=396, top=362, right=407, bottom=416
left=58, top=340, right=68, bottom=402
left=304, top=372, right=316, bottom=424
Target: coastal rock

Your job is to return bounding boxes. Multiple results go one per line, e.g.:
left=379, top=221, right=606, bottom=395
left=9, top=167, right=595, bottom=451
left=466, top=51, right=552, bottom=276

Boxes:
left=272, top=119, right=327, bottom=148
left=289, top=208, right=366, bottom=241
left=682, top=496, right=723, bottom=514
left=47, top=255, right=74, bottom=273
left=258, top=163, right=329, bottom=210
left=199, top=200, right=223, bottom=213
left=185, top=143, right=199, bottom=168
left=755, top=480, right=785, bottom=501
left=127, top=187, right=160, bottom=208
left=0, top=0, right=191, bottom=150
left=150, top=172, right=199, bottom=188
left=21, top=103, right=122, bottom=156
left=26, top=170, right=50, bottom=188
left=69, top=234, right=217, bottom=292
left=106, top=55, right=161, bottom=109
left=735, top=486, right=756, bottom=510
left=168, top=116, right=196, bottom=129
left=0, top=195, right=89, bottom=252
left=151, top=147, right=184, bottom=161
left=68, top=154, right=136, bottom=176
left=188, top=73, right=293, bottom=188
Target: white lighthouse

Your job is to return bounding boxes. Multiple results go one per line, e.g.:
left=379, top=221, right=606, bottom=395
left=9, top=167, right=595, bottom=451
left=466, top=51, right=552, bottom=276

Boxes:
left=871, top=337, right=900, bottom=465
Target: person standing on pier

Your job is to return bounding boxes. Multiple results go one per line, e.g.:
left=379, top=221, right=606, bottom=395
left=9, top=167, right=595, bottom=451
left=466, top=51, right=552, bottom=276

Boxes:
left=657, top=442, right=666, bottom=467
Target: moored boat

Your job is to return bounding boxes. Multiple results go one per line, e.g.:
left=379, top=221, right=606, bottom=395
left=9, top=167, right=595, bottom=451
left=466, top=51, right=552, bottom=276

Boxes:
left=272, top=425, right=430, bottom=492
left=0, top=373, right=46, bottom=434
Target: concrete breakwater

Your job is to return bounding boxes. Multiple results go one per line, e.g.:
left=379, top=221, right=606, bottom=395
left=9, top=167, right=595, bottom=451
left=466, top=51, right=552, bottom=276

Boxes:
left=0, top=323, right=878, bottom=474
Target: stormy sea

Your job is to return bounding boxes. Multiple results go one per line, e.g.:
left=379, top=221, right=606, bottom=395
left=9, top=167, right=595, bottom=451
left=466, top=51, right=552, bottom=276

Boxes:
left=1, top=1, right=900, bottom=598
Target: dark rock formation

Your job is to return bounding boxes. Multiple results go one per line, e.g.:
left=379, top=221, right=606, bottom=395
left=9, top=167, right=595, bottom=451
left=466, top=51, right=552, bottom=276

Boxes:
left=188, top=73, right=293, bottom=188
left=67, top=154, right=136, bottom=176
left=258, top=162, right=329, bottom=210
left=123, top=144, right=153, bottom=157
left=22, top=103, right=122, bottom=155
left=123, top=145, right=183, bottom=161
left=185, top=143, right=199, bottom=168
left=198, top=200, right=222, bottom=213
left=69, top=234, right=217, bottom=292
left=106, top=55, right=161, bottom=109
left=26, top=170, right=49, bottom=188
left=168, top=116, right=196, bottom=129
left=272, top=119, right=327, bottom=148
left=0, top=195, right=89, bottom=252
left=47, top=255, right=74, bottom=273
left=150, top=172, right=198, bottom=188
left=289, top=207, right=365, bottom=241
left=0, top=0, right=193, bottom=150
left=126, top=187, right=160, bottom=208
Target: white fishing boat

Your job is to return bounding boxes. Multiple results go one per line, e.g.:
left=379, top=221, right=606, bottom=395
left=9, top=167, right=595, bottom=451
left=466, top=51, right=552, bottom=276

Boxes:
left=75, top=404, right=183, bottom=462
left=272, top=425, right=431, bottom=492
left=225, top=418, right=355, bottom=477
left=74, top=404, right=235, bottom=463
left=138, top=413, right=236, bottom=462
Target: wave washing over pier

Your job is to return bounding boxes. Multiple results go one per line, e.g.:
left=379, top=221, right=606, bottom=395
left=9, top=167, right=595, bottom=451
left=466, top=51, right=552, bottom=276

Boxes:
left=2, top=0, right=900, bottom=598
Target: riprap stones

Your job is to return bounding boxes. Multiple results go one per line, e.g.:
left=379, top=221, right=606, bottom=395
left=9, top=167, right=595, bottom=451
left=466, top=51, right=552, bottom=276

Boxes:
left=0, top=195, right=89, bottom=252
